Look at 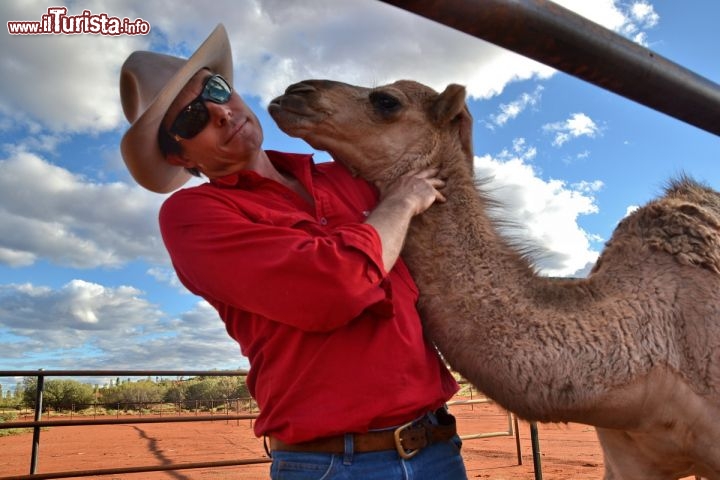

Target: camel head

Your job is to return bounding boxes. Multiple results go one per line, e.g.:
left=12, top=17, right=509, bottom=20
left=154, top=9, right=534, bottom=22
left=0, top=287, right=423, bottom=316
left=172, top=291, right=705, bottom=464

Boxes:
left=268, top=79, right=474, bottom=185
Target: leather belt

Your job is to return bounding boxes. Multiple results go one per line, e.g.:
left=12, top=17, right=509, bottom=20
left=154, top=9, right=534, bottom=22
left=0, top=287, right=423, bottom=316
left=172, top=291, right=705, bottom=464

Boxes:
left=268, top=412, right=457, bottom=460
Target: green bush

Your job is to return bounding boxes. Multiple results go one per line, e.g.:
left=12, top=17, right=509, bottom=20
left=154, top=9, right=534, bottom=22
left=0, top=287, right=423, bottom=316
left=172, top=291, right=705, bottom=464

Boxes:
left=21, top=378, right=95, bottom=411
left=101, top=380, right=166, bottom=410
left=0, top=411, right=25, bottom=437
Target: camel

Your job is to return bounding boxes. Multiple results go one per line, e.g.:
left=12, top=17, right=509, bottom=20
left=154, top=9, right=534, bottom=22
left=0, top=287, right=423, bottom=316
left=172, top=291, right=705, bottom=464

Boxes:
left=268, top=79, right=720, bottom=479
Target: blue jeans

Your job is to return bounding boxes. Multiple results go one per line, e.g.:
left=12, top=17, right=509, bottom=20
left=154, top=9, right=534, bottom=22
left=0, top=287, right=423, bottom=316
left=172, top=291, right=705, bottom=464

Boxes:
left=269, top=434, right=467, bottom=480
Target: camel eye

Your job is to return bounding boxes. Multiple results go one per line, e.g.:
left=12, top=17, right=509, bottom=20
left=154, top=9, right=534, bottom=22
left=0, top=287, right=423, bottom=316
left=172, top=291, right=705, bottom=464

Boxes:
left=369, top=91, right=401, bottom=116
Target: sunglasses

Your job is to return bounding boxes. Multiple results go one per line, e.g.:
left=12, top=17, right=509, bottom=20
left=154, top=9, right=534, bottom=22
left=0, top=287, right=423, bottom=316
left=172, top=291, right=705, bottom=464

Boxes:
left=169, top=74, right=233, bottom=140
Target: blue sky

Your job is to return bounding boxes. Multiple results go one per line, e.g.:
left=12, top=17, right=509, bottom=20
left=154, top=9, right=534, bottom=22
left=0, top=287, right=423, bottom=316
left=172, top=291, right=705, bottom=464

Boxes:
left=1, top=0, right=718, bottom=392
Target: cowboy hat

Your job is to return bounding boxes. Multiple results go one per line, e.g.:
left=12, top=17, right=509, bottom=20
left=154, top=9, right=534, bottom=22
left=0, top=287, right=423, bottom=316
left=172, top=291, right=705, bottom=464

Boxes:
left=120, top=24, right=233, bottom=193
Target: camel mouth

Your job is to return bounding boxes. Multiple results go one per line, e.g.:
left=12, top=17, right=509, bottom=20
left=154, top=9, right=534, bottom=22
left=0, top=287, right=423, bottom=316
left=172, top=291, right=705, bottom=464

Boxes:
left=268, top=95, right=323, bottom=139
left=268, top=96, right=316, bottom=119
left=269, top=81, right=324, bottom=117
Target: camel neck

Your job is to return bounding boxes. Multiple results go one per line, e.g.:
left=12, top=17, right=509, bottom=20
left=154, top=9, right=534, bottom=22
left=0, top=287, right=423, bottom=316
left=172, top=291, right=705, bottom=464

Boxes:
left=402, top=170, right=621, bottom=423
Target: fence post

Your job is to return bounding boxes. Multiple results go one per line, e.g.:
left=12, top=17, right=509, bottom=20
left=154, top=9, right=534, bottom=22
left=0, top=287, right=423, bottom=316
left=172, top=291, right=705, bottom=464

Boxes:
left=513, top=414, right=522, bottom=465
left=30, top=370, right=45, bottom=475
left=531, top=422, right=543, bottom=480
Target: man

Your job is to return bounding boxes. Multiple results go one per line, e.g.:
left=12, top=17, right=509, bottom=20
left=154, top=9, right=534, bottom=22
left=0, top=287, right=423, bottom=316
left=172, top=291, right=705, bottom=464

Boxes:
left=119, top=24, right=467, bottom=479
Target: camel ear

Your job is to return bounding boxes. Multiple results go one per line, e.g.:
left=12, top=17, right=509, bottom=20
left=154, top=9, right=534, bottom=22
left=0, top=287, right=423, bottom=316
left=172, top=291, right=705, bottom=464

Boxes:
left=432, top=84, right=474, bottom=166
left=431, top=84, right=467, bottom=125
left=457, top=104, right=474, bottom=165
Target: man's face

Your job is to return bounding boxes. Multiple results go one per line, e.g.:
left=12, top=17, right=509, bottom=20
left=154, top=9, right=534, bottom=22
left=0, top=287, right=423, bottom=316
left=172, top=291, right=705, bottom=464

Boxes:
left=162, top=70, right=264, bottom=178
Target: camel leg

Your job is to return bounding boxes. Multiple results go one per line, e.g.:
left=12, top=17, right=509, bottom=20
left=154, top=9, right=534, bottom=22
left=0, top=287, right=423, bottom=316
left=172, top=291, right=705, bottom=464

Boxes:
left=597, top=428, right=679, bottom=480
left=597, top=427, right=720, bottom=480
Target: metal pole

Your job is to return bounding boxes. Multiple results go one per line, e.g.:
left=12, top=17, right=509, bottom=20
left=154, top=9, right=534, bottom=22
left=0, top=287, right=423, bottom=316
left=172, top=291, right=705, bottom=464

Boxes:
left=30, top=372, right=44, bottom=474
left=530, top=422, right=543, bottom=480
left=377, top=0, right=720, bottom=137
left=513, top=414, right=522, bottom=465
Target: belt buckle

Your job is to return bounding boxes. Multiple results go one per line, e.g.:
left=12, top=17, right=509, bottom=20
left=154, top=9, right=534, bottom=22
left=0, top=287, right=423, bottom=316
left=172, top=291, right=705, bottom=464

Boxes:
left=393, top=421, right=420, bottom=459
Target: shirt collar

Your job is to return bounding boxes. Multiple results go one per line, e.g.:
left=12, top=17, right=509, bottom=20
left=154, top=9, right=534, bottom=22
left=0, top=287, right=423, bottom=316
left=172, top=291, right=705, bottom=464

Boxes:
left=209, top=150, right=316, bottom=189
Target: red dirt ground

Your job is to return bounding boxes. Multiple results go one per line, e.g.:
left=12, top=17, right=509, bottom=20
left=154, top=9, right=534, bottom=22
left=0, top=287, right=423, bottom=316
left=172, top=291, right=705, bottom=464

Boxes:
left=0, top=401, right=696, bottom=479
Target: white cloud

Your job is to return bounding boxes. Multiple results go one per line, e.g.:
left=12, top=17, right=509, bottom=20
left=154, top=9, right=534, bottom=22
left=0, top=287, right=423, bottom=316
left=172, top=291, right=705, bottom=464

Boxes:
left=554, top=0, right=627, bottom=29
left=495, top=138, right=538, bottom=163
left=147, top=267, right=189, bottom=293
left=576, top=150, right=591, bottom=160
left=623, top=2, right=659, bottom=46
left=625, top=205, right=640, bottom=217
left=554, top=0, right=659, bottom=47
left=570, top=262, right=596, bottom=278
left=0, top=2, right=143, bottom=133
left=573, top=180, right=604, bottom=194
left=0, top=150, right=168, bottom=268
left=0, top=0, right=659, bottom=135
left=0, top=280, right=159, bottom=344
left=0, top=247, right=36, bottom=267
left=473, top=141, right=601, bottom=276
left=543, top=113, right=601, bottom=147
left=630, top=2, right=660, bottom=28
left=0, top=281, right=243, bottom=370
left=488, top=86, right=544, bottom=128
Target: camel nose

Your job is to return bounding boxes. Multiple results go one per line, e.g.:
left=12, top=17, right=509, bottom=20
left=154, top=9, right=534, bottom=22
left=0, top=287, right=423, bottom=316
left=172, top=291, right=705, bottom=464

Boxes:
left=284, top=80, right=344, bottom=95
left=284, top=82, right=318, bottom=95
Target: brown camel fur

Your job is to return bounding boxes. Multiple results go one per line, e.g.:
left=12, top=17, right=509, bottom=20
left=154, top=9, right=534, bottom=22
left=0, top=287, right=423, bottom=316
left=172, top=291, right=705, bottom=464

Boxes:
left=268, top=79, right=720, bottom=480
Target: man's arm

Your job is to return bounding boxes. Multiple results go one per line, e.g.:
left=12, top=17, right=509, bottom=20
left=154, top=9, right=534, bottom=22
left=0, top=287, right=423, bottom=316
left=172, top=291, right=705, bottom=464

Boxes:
left=366, top=168, right=446, bottom=272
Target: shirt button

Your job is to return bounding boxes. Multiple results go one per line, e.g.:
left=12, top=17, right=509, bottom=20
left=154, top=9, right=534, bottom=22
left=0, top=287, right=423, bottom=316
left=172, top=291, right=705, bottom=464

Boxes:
left=319, top=217, right=328, bottom=225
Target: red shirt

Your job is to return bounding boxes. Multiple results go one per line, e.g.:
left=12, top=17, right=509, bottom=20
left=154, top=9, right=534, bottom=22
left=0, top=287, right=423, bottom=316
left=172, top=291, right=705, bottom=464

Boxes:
left=159, top=151, right=458, bottom=443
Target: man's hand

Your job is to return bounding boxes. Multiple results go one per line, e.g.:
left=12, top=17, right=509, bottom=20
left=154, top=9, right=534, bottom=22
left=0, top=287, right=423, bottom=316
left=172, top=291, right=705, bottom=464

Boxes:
left=366, top=168, right=446, bottom=272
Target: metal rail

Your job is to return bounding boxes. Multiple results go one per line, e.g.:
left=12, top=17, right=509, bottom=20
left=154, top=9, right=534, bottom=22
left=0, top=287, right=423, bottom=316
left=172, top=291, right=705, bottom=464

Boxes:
left=0, top=459, right=271, bottom=480
left=1, top=414, right=257, bottom=429
left=377, top=0, right=720, bottom=137
left=449, top=392, right=531, bottom=469
left=0, top=369, right=249, bottom=377
left=0, top=370, right=258, bottom=479
left=1, top=370, right=530, bottom=479
left=448, top=397, right=515, bottom=440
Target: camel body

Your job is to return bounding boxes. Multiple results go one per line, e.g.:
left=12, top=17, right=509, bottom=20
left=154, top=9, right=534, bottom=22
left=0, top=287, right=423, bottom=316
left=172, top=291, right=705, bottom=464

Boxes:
left=269, top=79, right=720, bottom=479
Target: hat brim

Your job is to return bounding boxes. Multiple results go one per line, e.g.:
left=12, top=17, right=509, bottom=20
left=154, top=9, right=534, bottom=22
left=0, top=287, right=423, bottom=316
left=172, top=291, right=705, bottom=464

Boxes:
left=120, top=24, right=233, bottom=193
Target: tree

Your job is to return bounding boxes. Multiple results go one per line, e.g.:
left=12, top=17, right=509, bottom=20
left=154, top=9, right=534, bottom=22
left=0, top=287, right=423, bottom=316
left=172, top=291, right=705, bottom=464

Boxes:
left=164, top=382, right=187, bottom=404
left=216, top=376, right=250, bottom=400
left=101, top=380, right=166, bottom=410
left=44, top=380, right=94, bottom=411
left=21, top=378, right=94, bottom=411
left=186, top=378, right=219, bottom=402
left=21, top=377, right=37, bottom=408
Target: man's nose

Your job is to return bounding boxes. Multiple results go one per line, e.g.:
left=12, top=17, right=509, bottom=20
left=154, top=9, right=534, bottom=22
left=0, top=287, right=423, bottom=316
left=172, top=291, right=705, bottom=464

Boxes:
left=207, top=101, right=233, bottom=126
